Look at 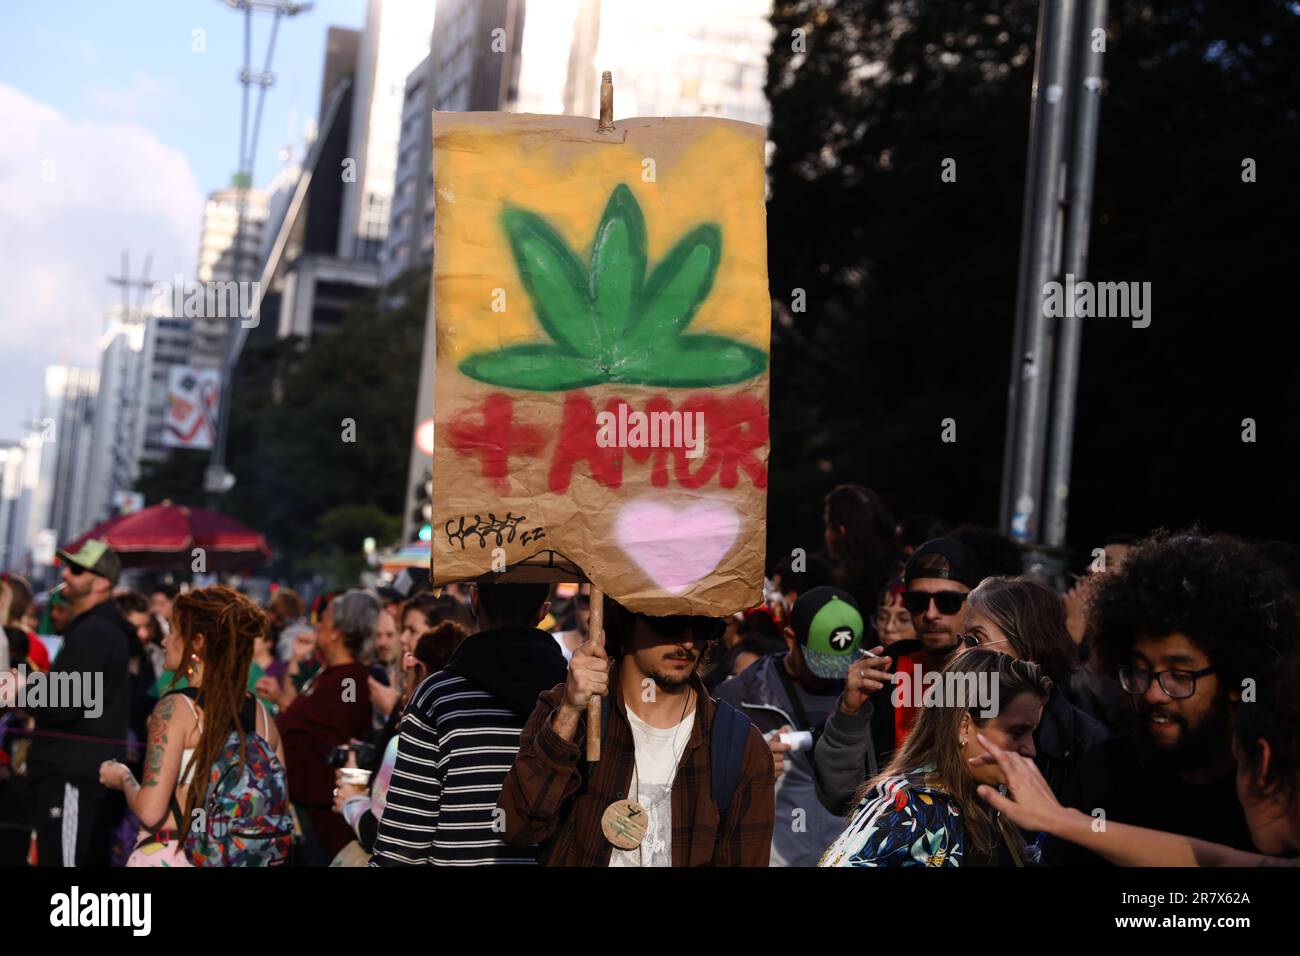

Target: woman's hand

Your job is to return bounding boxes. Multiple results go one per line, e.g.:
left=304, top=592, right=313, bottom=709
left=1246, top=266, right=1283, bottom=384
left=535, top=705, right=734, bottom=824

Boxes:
left=970, top=732, right=1075, bottom=834
left=98, top=759, right=131, bottom=791
left=1063, top=582, right=1089, bottom=646
left=332, top=769, right=368, bottom=814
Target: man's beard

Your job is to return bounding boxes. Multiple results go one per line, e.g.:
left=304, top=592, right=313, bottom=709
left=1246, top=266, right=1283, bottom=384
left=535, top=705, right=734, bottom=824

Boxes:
left=1135, top=696, right=1232, bottom=774
left=648, top=653, right=699, bottom=688
left=918, top=626, right=960, bottom=656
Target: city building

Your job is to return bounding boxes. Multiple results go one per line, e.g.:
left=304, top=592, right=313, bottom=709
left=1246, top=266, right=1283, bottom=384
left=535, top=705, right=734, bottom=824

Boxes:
left=0, top=430, right=50, bottom=578
left=588, top=0, right=773, bottom=126
left=84, top=306, right=149, bottom=529
left=337, top=0, right=437, bottom=265
left=3, top=368, right=101, bottom=583
left=244, top=7, right=437, bottom=348
left=35, top=367, right=99, bottom=549
left=255, top=70, right=379, bottom=344
left=377, top=52, right=431, bottom=287
left=190, top=185, right=269, bottom=369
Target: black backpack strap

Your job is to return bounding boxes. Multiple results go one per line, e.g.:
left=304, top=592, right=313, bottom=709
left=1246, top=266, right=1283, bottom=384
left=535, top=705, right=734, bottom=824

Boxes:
left=710, top=699, right=751, bottom=825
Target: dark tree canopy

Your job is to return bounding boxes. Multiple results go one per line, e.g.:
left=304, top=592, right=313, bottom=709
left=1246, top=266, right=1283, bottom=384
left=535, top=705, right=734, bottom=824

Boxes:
left=765, top=0, right=1300, bottom=568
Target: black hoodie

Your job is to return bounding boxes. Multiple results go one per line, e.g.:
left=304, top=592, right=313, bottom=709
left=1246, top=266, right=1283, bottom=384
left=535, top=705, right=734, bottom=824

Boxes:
left=445, top=626, right=568, bottom=718
left=26, top=598, right=136, bottom=783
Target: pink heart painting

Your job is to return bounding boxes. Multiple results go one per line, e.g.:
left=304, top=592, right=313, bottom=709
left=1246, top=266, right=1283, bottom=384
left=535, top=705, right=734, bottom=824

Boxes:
left=614, top=497, right=741, bottom=596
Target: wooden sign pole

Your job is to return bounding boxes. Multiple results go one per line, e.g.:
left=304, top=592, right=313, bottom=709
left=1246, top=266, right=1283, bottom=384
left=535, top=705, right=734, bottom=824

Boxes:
left=586, top=72, right=615, bottom=763
left=598, top=71, right=615, bottom=132
left=586, top=587, right=606, bottom=761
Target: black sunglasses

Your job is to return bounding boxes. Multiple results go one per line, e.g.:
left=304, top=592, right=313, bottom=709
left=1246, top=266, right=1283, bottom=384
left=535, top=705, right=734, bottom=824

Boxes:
left=900, top=590, right=966, bottom=616
left=645, top=615, right=726, bottom=642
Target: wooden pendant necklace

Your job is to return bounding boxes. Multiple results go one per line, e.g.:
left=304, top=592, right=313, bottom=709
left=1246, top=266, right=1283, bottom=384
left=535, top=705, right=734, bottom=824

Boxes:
left=601, top=686, right=693, bottom=851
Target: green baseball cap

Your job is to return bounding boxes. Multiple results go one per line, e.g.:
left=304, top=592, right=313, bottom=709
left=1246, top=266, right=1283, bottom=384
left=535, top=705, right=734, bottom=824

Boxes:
left=56, top=539, right=121, bottom=585
left=790, top=586, right=864, bottom=679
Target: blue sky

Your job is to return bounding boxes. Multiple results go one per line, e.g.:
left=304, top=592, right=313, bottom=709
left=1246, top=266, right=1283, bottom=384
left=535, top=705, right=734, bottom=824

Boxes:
left=0, top=0, right=365, bottom=434
left=2, top=0, right=365, bottom=197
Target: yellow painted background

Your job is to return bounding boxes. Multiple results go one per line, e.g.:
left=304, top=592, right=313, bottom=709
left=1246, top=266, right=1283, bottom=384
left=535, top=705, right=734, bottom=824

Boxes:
left=432, top=114, right=770, bottom=362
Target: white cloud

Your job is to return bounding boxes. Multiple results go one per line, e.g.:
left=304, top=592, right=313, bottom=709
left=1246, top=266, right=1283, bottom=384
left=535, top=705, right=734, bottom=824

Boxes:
left=0, top=84, right=203, bottom=435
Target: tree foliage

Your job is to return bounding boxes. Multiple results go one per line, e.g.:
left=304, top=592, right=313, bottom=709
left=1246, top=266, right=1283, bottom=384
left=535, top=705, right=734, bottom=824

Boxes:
left=220, top=267, right=429, bottom=583
left=765, top=0, right=1300, bottom=563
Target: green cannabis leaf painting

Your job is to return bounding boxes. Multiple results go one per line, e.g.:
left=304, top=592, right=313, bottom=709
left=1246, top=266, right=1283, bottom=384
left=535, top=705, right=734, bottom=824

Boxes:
left=458, top=183, right=768, bottom=391
left=433, top=114, right=771, bottom=617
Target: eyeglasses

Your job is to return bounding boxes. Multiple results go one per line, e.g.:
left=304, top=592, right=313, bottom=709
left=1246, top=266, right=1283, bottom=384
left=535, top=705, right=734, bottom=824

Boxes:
left=874, top=609, right=911, bottom=629
left=1118, top=664, right=1216, bottom=700
left=900, top=590, right=966, bottom=616
left=959, top=633, right=1011, bottom=650
left=645, top=615, right=726, bottom=643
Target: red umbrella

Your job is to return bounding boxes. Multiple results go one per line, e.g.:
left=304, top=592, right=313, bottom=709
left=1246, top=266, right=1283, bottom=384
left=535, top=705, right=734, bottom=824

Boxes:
left=64, top=500, right=272, bottom=572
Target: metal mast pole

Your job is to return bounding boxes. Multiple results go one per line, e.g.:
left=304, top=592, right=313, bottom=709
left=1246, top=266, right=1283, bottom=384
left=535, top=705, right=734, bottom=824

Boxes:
left=1000, top=0, right=1078, bottom=555
left=998, top=1, right=1053, bottom=533
left=1042, top=0, right=1108, bottom=550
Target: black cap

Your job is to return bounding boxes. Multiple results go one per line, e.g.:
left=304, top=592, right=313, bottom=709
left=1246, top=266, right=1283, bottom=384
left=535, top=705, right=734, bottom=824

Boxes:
left=903, top=537, right=984, bottom=590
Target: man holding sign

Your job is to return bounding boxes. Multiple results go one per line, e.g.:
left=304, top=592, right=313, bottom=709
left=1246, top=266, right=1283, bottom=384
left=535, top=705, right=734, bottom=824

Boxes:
left=497, top=599, right=773, bottom=866
left=436, top=86, right=776, bottom=865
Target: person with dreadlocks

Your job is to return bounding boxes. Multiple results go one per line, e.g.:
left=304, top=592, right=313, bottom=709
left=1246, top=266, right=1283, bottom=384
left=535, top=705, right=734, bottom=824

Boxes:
left=98, top=585, right=290, bottom=867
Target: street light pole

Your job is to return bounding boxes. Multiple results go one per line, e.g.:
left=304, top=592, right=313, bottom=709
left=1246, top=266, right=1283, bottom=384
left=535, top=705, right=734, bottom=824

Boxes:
left=206, top=0, right=311, bottom=509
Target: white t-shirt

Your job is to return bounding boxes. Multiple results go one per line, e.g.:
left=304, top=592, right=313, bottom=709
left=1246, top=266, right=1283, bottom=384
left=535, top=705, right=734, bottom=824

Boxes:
left=552, top=631, right=580, bottom=663
left=608, top=706, right=695, bottom=868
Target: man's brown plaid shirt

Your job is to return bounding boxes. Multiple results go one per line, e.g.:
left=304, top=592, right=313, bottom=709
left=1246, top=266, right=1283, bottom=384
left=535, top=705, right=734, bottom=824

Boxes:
left=498, top=671, right=775, bottom=866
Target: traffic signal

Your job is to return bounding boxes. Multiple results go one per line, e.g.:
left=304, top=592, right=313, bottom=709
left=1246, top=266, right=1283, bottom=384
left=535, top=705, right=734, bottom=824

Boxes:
left=411, top=468, right=433, bottom=543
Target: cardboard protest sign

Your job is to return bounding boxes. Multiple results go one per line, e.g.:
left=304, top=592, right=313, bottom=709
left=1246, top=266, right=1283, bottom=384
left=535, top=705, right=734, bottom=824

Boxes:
left=431, top=112, right=770, bottom=615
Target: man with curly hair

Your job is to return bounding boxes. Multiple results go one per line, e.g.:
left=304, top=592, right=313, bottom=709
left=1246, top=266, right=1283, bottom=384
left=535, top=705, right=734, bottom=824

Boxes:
left=1058, top=531, right=1300, bottom=864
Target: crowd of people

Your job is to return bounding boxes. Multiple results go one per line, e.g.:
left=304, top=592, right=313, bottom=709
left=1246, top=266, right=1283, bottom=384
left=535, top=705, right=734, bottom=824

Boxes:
left=1, top=482, right=1298, bottom=868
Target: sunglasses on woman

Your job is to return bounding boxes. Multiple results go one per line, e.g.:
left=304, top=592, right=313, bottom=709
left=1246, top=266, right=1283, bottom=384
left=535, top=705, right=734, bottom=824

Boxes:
left=900, top=590, right=967, bottom=616
left=959, top=633, right=1011, bottom=650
